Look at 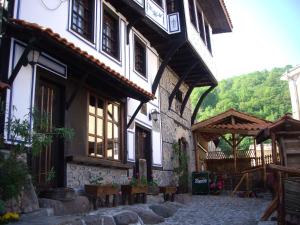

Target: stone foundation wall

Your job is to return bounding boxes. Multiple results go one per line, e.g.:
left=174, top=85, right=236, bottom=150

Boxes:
left=155, top=67, right=195, bottom=188
left=66, top=163, right=129, bottom=190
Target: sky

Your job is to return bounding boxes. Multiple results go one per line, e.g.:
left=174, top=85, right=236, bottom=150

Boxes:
left=213, top=0, right=300, bottom=80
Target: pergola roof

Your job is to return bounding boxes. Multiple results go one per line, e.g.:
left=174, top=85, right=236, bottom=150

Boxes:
left=192, top=108, right=272, bottom=138
left=256, top=114, right=300, bottom=143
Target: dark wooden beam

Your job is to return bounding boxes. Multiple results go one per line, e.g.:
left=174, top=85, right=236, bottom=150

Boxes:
left=220, top=135, right=233, bottom=148
left=66, top=73, right=88, bottom=110
left=168, top=61, right=198, bottom=109
left=180, top=86, right=194, bottom=116
left=191, top=85, right=216, bottom=124
left=8, top=38, right=36, bottom=86
left=127, top=101, right=144, bottom=129
left=152, top=40, right=185, bottom=94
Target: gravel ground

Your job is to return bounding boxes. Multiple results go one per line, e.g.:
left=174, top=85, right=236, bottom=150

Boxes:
left=157, top=195, right=271, bottom=225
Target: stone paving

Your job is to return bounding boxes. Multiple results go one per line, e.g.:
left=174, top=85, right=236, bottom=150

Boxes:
left=157, top=195, right=271, bottom=225
left=11, top=194, right=274, bottom=225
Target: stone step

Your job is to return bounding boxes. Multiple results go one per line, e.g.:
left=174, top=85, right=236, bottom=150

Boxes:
left=20, top=208, right=54, bottom=220
left=257, top=221, right=277, bottom=225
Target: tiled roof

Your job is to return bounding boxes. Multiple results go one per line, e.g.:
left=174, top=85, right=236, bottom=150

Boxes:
left=9, top=19, right=155, bottom=100
left=205, top=123, right=268, bottom=131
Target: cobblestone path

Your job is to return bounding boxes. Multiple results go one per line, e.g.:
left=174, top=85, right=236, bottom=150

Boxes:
left=158, top=195, right=270, bottom=225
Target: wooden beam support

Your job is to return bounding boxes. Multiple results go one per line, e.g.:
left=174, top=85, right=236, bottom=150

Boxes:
left=271, top=133, right=277, bottom=164
left=152, top=40, right=185, bottom=94
left=236, top=135, right=245, bottom=147
left=233, top=133, right=237, bottom=172
left=127, top=102, right=144, bottom=129
left=8, top=38, right=36, bottom=86
left=220, top=135, right=233, bottom=148
left=66, top=73, right=88, bottom=110
left=231, top=173, right=246, bottom=196
left=267, top=164, right=300, bottom=175
left=261, top=195, right=279, bottom=220
left=191, top=85, right=216, bottom=124
left=168, top=61, right=198, bottom=109
left=180, top=86, right=193, bottom=116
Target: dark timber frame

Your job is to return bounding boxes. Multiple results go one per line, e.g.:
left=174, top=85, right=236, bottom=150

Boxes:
left=168, top=61, right=198, bottom=109
left=191, top=85, right=216, bottom=124
left=180, top=85, right=194, bottom=116
left=7, top=38, right=37, bottom=86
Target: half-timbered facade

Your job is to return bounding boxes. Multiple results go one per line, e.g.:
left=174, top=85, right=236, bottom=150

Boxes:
left=0, top=0, right=231, bottom=189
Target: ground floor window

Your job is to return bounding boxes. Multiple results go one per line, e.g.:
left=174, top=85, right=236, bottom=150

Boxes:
left=88, top=94, right=121, bottom=160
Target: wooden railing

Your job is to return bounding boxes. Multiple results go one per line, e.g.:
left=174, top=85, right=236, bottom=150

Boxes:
left=207, top=150, right=274, bottom=167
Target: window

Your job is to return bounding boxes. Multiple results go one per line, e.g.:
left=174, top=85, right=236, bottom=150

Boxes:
left=102, top=7, right=119, bottom=59
left=196, top=7, right=205, bottom=42
left=166, top=0, right=177, bottom=14
left=205, top=21, right=212, bottom=53
left=88, top=95, right=121, bottom=160
left=152, top=0, right=163, bottom=7
left=71, top=0, right=94, bottom=42
left=176, top=90, right=183, bottom=103
left=134, top=37, right=147, bottom=77
left=188, top=0, right=196, bottom=27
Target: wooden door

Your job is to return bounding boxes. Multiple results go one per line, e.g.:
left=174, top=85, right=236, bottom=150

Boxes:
left=32, top=68, right=64, bottom=187
left=135, top=126, right=152, bottom=181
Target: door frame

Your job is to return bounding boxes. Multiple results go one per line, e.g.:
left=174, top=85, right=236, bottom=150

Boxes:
left=135, top=123, right=153, bottom=181
left=34, top=65, right=66, bottom=187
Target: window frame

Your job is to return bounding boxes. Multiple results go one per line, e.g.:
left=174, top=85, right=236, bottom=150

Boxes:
left=166, top=0, right=177, bottom=14
left=152, top=0, right=163, bottom=8
left=87, top=93, right=123, bottom=162
left=188, top=0, right=197, bottom=28
left=70, top=0, right=95, bottom=43
left=134, top=35, right=147, bottom=79
left=101, top=5, right=120, bottom=61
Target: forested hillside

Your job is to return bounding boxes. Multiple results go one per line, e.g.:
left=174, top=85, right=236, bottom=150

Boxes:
left=191, top=66, right=292, bottom=123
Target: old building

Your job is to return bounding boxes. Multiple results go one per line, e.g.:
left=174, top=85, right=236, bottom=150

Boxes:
left=0, top=0, right=231, bottom=190
left=282, top=65, right=300, bottom=120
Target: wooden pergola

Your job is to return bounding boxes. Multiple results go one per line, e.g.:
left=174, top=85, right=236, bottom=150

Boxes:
left=192, top=108, right=272, bottom=172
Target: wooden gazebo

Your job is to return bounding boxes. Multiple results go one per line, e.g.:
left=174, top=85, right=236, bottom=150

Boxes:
left=192, top=109, right=272, bottom=173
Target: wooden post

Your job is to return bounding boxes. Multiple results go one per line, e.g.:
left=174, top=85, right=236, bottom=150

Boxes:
left=254, top=138, right=257, bottom=166
left=233, top=133, right=237, bottom=172
left=193, top=132, right=199, bottom=172
left=261, top=143, right=266, bottom=189
left=271, top=133, right=277, bottom=164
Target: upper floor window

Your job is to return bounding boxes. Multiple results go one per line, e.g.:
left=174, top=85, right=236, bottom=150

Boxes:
left=88, top=94, right=121, bottom=161
left=102, top=7, right=119, bottom=59
left=166, top=0, right=177, bottom=14
left=196, top=7, right=205, bottom=42
left=153, top=0, right=163, bottom=7
left=188, top=0, right=196, bottom=28
left=71, top=0, right=94, bottom=42
left=134, top=36, right=147, bottom=77
left=205, top=21, right=212, bottom=53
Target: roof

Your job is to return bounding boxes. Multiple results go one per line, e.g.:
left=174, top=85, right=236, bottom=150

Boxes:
left=256, top=114, right=300, bottom=143
left=8, top=19, right=155, bottom=101
left=198, top=0, right=233, bottom=34
left=192, top=108, right=272, bottom=137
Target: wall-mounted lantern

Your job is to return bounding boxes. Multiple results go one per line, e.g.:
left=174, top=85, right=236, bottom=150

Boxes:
left=149, top=109, right=160, bottom=122
left=27, top=50, right=41, bottom=65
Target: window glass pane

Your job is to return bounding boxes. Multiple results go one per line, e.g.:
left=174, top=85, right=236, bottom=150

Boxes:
left=88, top=115, right=95, bottom=134
left=107, top=122, right=113, bottom=139
left=89, top=96, right=96, bottom=114
left=113, top=105, right=119, bottom=122
left=96, top=138, right=103, bottom=157
left=97, top=98, right=104, bottom=117
left=107, top=103, right=113, bottom=120
left=114, top=142, right=119, bottom=160
left=88, top=136, right=95, bottom=156
left=114, top=124, right=119, bottom=139
left=97, top=118, right=103, bottom=137
left=107, top=140, right=113, bottom=158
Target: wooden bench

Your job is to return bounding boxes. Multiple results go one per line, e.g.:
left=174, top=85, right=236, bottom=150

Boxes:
left=85, top=185, right=118, bottom=208
left=121, top=185, right=147, bottom=205
left=159, top=186, right=177, bottom=201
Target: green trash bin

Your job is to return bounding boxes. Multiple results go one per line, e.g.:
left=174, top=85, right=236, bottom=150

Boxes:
left=192, top=171, right=210, bottom=195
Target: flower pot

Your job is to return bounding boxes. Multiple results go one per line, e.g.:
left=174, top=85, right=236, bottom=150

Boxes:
left=85, top=184, right=118, bottom=197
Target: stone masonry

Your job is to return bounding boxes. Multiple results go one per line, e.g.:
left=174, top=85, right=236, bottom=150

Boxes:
left=156, top=66, right=195, bottom=187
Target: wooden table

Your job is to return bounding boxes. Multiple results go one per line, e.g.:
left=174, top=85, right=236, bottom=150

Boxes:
left=85, top=185, right=118, bottom=208
left=159, top=186, right=177, bottom=201
left=121, top=185, right=147, bottom=205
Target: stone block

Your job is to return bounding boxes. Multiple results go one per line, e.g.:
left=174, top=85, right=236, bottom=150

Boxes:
left=128, top=206, right=164, bottom=224
left=113, top=210, right=139, bottom=225
left=149, top=204, right=174, bottom=218
left=83, top=215, right=116, bottom=225
left=39, top=198, right=65, bottom=216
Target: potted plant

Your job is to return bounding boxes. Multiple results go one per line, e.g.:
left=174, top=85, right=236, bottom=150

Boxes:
left=148, top=178, right=159, bottom=195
